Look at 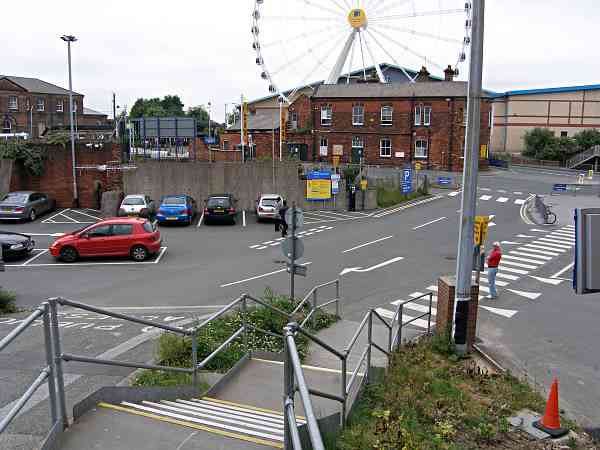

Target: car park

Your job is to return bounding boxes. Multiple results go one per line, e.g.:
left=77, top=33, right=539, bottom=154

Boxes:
left=49, top=217, right=162, bottom=262
left=0, top=191, right=55, bottom=222
left=118, top=195, right=156, bottom=219
left=0, top=231, right=35, bottom=260
left=204, top=194, right=237, bottom=224
left=156, top=195, right=197, bottom=225
left=255, top=194, right=283, bottom=221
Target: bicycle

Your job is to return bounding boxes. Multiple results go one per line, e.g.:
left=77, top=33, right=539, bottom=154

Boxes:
left=542, top=203, right=557, bottom=225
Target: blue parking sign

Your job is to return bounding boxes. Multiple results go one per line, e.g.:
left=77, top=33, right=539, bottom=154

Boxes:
left=402, top=167, right=413, bottom=194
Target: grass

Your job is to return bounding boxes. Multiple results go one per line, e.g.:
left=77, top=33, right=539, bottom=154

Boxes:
left=334, top=335, right=593, bottom=450
left=133, top=288, right=338, bottom=387
left=376, top=188, right=427, bottom=208
left=0, top=289, right=17, bottom=315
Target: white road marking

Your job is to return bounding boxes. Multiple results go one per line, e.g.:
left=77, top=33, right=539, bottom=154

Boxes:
left=196, top=213, right=204, bottom=228
left=412, top=217, right=447, bottom=230
left=262, top=241, right=274, bottom=245
left=514, top=199, right=526, bottom=205
left=516, top=234, right=535, bottom=238
left=43, top=209, right=76, bottom=223
left=375, top=308, right=432, bottom=329
left=373, top=196, right=443, bottom=218
left=269, top=242, right=279, bottom=247
left=249, top=245, right=260, bottom=249
left=325, top=226, right=334, bottom=230
left=496, top=197, right=509, bottom=203
left=528, top=276, right=564, bottom=286
left=501, top=241, right=522, bottom=245
left=479, top=305, right=518, bottom=318
left=513, top=191, right=523, bottom=195
left=490, top=265, right=528, bottom=275
left=305, top=232, right=314, bottom=236
left=479, top=195, right=492, bottom=201
left=546, top=235, right=575, bottom=243
left=448, top=191, right=460, bottom=197
left=275, top=237, right=285, bottom=241
left=339, top=257, right=404, bottom=276
left=523, top=244, right=564, bottom=255
left=22, top=249, right=49, bottom=265
left=500, top=259, right=538, bottom=270
left=493, top=272, right=520, bottom=281
left=426, top=285, right=438, bottom=292
left=342, top=235, right=394, bottom=254
left=25, top=233, right=66, bottom=237
left=256, top=246, right=268, bottom=250
left=551, top=262, right=575, bottom=279
left=242, top=210, right=246, bottom=227
left=479, top=285, right=490, bottom=293
left=69, top=209, right=102, bottom=220
left=497, top=189, right=507, bottom=193
left=220, top=262, right=312, bottom=287
left=105, top=305, right=225, bottom=311
left=479, top=187, right=492, bottom=191
left=479, top=277, right=509, bottom=287
left=318, top=226, right=328, bottom=229
left=394, top=302, right=438, bottom=316
left=530, top=229, right=548, bottom=233
left=503, top=254, right=547, bottom=265
left=509, top=251, right=552, bottom=261
left=535, top=239, right=572, bottom=249
left=507, top=289, right=542, bottom=300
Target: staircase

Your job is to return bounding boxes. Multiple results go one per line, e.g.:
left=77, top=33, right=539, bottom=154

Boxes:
left=567, top=145, right=600, bottom=169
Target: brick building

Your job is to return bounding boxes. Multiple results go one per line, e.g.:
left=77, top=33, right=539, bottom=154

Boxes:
left=224, top=67, right=492, bottom=171
left=0, top=75, right=111, bottom=139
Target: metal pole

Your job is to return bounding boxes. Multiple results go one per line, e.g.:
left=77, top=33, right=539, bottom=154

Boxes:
left=311, top=289, right=318, bottom=328
left=242, top=296, right=249, bottom=355
left=340, top=356, right=347, bottom=428
left=66, top=39, right=78, bottom=207
left=208, top=102, right=212, bottom=138
left=290, top=203, right=297, bottom=301
left=191, top=332, right=198, bottom=387
left=335, top=280, right=340, bottom=317
left=41, top=303, right=58, bottom=424
left=240, top=95, right=245, bottom=163
left=366, top=312, right=373, bottom=384
left=453, top=0, right=485, bottom=356
left=279, top=97, right=283, bottom=161
left=283, top=326, right=294, bottom=450
left=48, top=299, right=68, bottom=428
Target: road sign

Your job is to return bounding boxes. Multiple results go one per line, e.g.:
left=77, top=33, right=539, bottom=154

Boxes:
left=287, top=263, right=307, bottom=277
left=285, top=208, right=304, bottom=229
left=360, top=179, right=368, bottom=191
left=438, top=176, right=452, bottom=186
left=415, top=162, right=422, bottom=171
left=282, top=236, right=304, bottom=260
left=473, top=215, right=490, bottom=246
left=402, top=167, right=413, bottom=194
left=331, top=174, right=341, bottom=194
left=306, top=171, right=332, bottom=200
left=552, top=184, right=568, bottom=193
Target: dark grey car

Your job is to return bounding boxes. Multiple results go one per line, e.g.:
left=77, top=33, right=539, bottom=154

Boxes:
left=0, top=191, right=56, bottom=222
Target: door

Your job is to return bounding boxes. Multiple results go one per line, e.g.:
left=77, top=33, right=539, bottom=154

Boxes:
left=78, top=225, right=114, bottom=256
left=351, top=147, right=362, bottom=164
left=37, top=193, right=50, bottom=214
left=111, top=223, right=135, bottom=255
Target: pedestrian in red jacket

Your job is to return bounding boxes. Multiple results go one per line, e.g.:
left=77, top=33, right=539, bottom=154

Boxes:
left=486, top=242, right=502, bottom=299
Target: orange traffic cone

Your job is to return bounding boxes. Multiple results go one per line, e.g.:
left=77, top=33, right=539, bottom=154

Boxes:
left=533, top=378, right=568, bottom=438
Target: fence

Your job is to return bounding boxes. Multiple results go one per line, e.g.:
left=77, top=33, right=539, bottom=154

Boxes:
left=283, top=292, right=435, bottom=449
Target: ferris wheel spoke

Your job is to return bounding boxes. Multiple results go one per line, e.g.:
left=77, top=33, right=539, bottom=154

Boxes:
left=370, top=8, right=465, bottom=21
left=261, top=15, right=343, bottom=23
left=370, top=27, right=446, bottom=71
left=261, top=23, right=347, bottom=49
left=361, top=31, right=386, bottom=82
left=287, top=0, right=343, bottom=17
left=364, top=28, right=415, bottom=82
left=346, top=30, right=357, bottom=84
left=326, top=30, right=356, bottom=84
left=327, top=0, right=351, bottom=14
left=270, top=30, right=342, bottom=76
left=357, top=30, right=368, bottom=81
left=374, top=23, right=462, bottom=44
left=371, top=0, right=412, bottom=17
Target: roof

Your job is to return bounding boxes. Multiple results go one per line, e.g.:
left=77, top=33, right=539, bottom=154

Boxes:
left=83, top=107, right=106, bottom=116
left=491, top=83, right=600, bottom=98
left=0, top=75, right=82, bottom=96
left=229, top=108, right=280, bottom=131
left=313, top=81, right=492, bottom=99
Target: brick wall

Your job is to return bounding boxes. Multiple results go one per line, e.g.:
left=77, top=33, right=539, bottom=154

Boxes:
left=220, top=130, right=281, bottom=160
left=10, top=144, right=123, bottom=208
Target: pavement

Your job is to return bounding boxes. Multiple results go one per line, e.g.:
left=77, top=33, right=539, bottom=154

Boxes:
left=1, top=166, right=599, bottom=447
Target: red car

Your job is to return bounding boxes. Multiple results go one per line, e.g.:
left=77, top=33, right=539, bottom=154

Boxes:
left=50, top=217, right=162, bottom=262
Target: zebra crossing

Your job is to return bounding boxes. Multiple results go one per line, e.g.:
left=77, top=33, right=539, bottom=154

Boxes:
left=248, top=225, right=335, bottom=250
left=302, top=210, right=372, bottom=224
left=446, top=188, right=529, bottom=206
left=375, top=224, right=575, bottom=331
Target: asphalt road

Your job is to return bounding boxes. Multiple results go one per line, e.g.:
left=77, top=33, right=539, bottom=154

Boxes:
left=1, top=167, right=599, bottom=444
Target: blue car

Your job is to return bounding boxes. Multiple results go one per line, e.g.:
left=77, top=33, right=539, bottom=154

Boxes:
left=156, top=195, right=197, bottom=225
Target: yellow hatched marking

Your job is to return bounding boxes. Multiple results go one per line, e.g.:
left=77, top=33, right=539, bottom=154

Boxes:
left=98, top=402, right=282, bottom=449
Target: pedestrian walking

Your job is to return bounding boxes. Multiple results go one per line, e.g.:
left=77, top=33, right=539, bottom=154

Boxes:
left=486, top=242, right=502, bottom=299
left=278, top=200, right=288, bottom=237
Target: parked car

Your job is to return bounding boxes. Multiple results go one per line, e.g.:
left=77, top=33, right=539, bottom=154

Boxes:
left=49, top=217, right=162, bottom=262
left=118, top=195, right=156, bottom=219
left=0, top=231, right=35, bottom=260
left=156, top=195, right=197, bottom=225
left=255, top=194, right=283, bottom=221
left=0, top=191, right=55, bottom=222
left=204, top=194, right=237, bottom=224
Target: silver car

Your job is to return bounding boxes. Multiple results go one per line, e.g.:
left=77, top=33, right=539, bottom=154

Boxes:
left=0, top=191, right=56, bottom=222
left=255, top=194, right=283, bottom=221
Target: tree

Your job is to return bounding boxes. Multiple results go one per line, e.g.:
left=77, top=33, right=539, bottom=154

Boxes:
left=523, top=128, right=557, bottom=159
left=129, top=96, right=185, bottom=118
left=573, top=129, right=600, bottom=151
left=187, top=105, right=209, bottom=130
left=161, top=95, right=185, bottom=116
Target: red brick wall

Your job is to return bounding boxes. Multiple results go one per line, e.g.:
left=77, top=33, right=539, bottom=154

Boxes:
left=10, top=144, right=123, bottom=208
left=436, top=276, right=480, bottom=351
left=220, top=130, right=281, bottom=160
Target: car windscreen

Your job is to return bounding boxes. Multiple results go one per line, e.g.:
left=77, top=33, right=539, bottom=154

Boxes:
left=162, top=197, right=186, bottom=205
left=207, top=197, right=230, bottom=208
left=1, top=193, right=29, bottom=204
left=122, top=197, right=145, bottom=206
left=261, top=198, right=280, bottom=207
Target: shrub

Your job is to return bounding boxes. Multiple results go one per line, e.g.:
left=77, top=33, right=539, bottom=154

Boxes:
left=0, top=141, right=46, bottom=176
left=376, top=188, right=425, bottom=208
left=0, top=289, right=17, bottom=315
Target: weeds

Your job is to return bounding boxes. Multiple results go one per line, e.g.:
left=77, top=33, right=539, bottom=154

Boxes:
left=0, top=289, right=17, bottom=315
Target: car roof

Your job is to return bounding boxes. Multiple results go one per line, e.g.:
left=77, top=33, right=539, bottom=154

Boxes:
left=260, top=194, right=281, bottom=199
left=124, top=194, right=145, bottom=198
left=162, top=194, right=187, bottom=198
left=94, top=217, right=147, bottom=225
left=209, top=193, right=232, bottom=198
left=6, top=191, right=34, bottom=195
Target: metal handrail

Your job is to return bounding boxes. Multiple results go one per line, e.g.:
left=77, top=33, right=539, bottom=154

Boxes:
left=292, top=279, right=340, bottom=316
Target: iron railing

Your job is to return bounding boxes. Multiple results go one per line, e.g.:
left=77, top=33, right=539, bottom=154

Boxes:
left=283, top=292, right=435, bottom=449
left=567, top=145, right=600, bottom=169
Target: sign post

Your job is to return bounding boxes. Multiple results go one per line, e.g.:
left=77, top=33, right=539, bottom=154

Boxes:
left=282, top=205, right=307, bottom=300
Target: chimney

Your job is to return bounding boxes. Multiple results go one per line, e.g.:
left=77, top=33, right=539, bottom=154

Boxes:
left=444, top=65, right=456, bottom=82
left=415, top=66, right=430, bottom=82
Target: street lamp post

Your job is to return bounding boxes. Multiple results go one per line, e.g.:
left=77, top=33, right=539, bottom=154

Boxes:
left=61, top=34, right=78, bottom=207
left=208, top=102, right=212, bottom=138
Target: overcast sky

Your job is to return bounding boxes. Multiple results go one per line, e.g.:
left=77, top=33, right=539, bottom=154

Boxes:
left=2, top=0, right=598, bottom=121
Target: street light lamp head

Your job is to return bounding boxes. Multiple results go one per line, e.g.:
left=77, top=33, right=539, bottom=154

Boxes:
left=60, top=35, right=77, bottom=42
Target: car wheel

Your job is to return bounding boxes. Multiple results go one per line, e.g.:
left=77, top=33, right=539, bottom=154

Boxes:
left=59, top=246, right=78, bottom=263
left=130, top=245, right=148, bottom=262
left=29, top=209, right=37, bottom=222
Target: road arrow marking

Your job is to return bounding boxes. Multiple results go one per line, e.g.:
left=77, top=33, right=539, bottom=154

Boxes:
left=489, top=222, right=496, bottom=228
left=339, top=257, right=404, bottom=276
left=507, top=289, right=542, bottom=300
left=479, top=305, right=519, bottom=318
left=529, top=275, right=564, bottom=286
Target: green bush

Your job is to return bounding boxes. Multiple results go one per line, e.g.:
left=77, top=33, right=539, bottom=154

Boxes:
left=0, top=289, right=17, bottom=315
left=133, top=288, right=338, bottom=387
left=0, top=141, right=46, bottom=176
left=376, top=188, right=427, bottom=208
left=522, top=128, right=587, bottom=162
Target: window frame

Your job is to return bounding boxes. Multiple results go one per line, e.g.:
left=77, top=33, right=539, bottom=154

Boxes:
left=414, top=139, right=428, bottom=159
left=423, top=106, right=432, bottom=126
left=379, top=137, right=392, bottom=158
left=414, top=105, right=422, bottom=126
left=352, top=104, right=364, bottom=126
left=2, top=118, right=11, bottom=134
left=8, top=96, right=18, bottom=111
left=351, top=135, right=364, bottom=150
left=56, top=100, right=64, bottom=113
left=319, top=137, right=328, bottom=148
left=380, top=106, right=393, bottom=126
left=320, top=105, right=332, bottom=126
left=36, top=98, right=45, bottom=112
left=112, top=224, right=134, bottom=236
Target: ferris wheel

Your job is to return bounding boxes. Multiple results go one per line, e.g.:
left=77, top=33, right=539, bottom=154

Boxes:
left=252, top=0, right=472, bottom=103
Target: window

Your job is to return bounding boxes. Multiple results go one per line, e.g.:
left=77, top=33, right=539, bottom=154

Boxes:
left=223, top=140, right=230, bottom=150
left=321, top=105, right=332, bottom=126
left=290, top=111, right=298, bottom=129
left=352, top=105, right=364, bottom=126
left=143, top=221, right=157, bottom=233
left=414, top=106, right=421, bottom=126
left=112, top=224, right=134, bottom=236
left=57, top=100, right=64, bottom=112
left=2, top=119, right=11, bottom=134
left=8, top=96, right=18, bottom=111
left=381, top=106, right=393, bottom=125
left=36, top=98, right=45, bottom=111
left=319, top=137, right=328, bottom=156
left=380, top=138, right=392, bottom=157
left=352, top=136, right=364, bottom=149
left=423, top=106, right=432, bottom=126
left=415, top=139, right=428, bottom=158
left=87, top=225, right=112, bottom=238
left=561, top=131, right=568, bottom=137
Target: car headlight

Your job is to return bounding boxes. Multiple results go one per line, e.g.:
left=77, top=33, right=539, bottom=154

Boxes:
left=10, top=243, right=25, bottom=250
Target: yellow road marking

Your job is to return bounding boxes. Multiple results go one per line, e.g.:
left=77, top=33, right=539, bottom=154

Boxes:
left=98, top=402, right=282, bottom=449
left=200, top=396, right=306, bottom=421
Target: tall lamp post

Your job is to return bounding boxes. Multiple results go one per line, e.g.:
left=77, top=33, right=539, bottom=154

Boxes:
left=61, top=34, right=78, bottom=207
left=207, top=102, right=212, bottom=138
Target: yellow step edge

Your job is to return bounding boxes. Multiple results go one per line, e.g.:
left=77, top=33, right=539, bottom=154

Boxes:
left=98, top=402, right=283, bottom=449
left=200, top=396, right=306, bottom=421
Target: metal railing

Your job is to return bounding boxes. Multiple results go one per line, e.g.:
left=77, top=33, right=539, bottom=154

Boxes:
left=283, top=292, right=434, bottom=449
left=0, top=303, right=62, bottom=449
left=567, top=145, right=600, bottom=169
